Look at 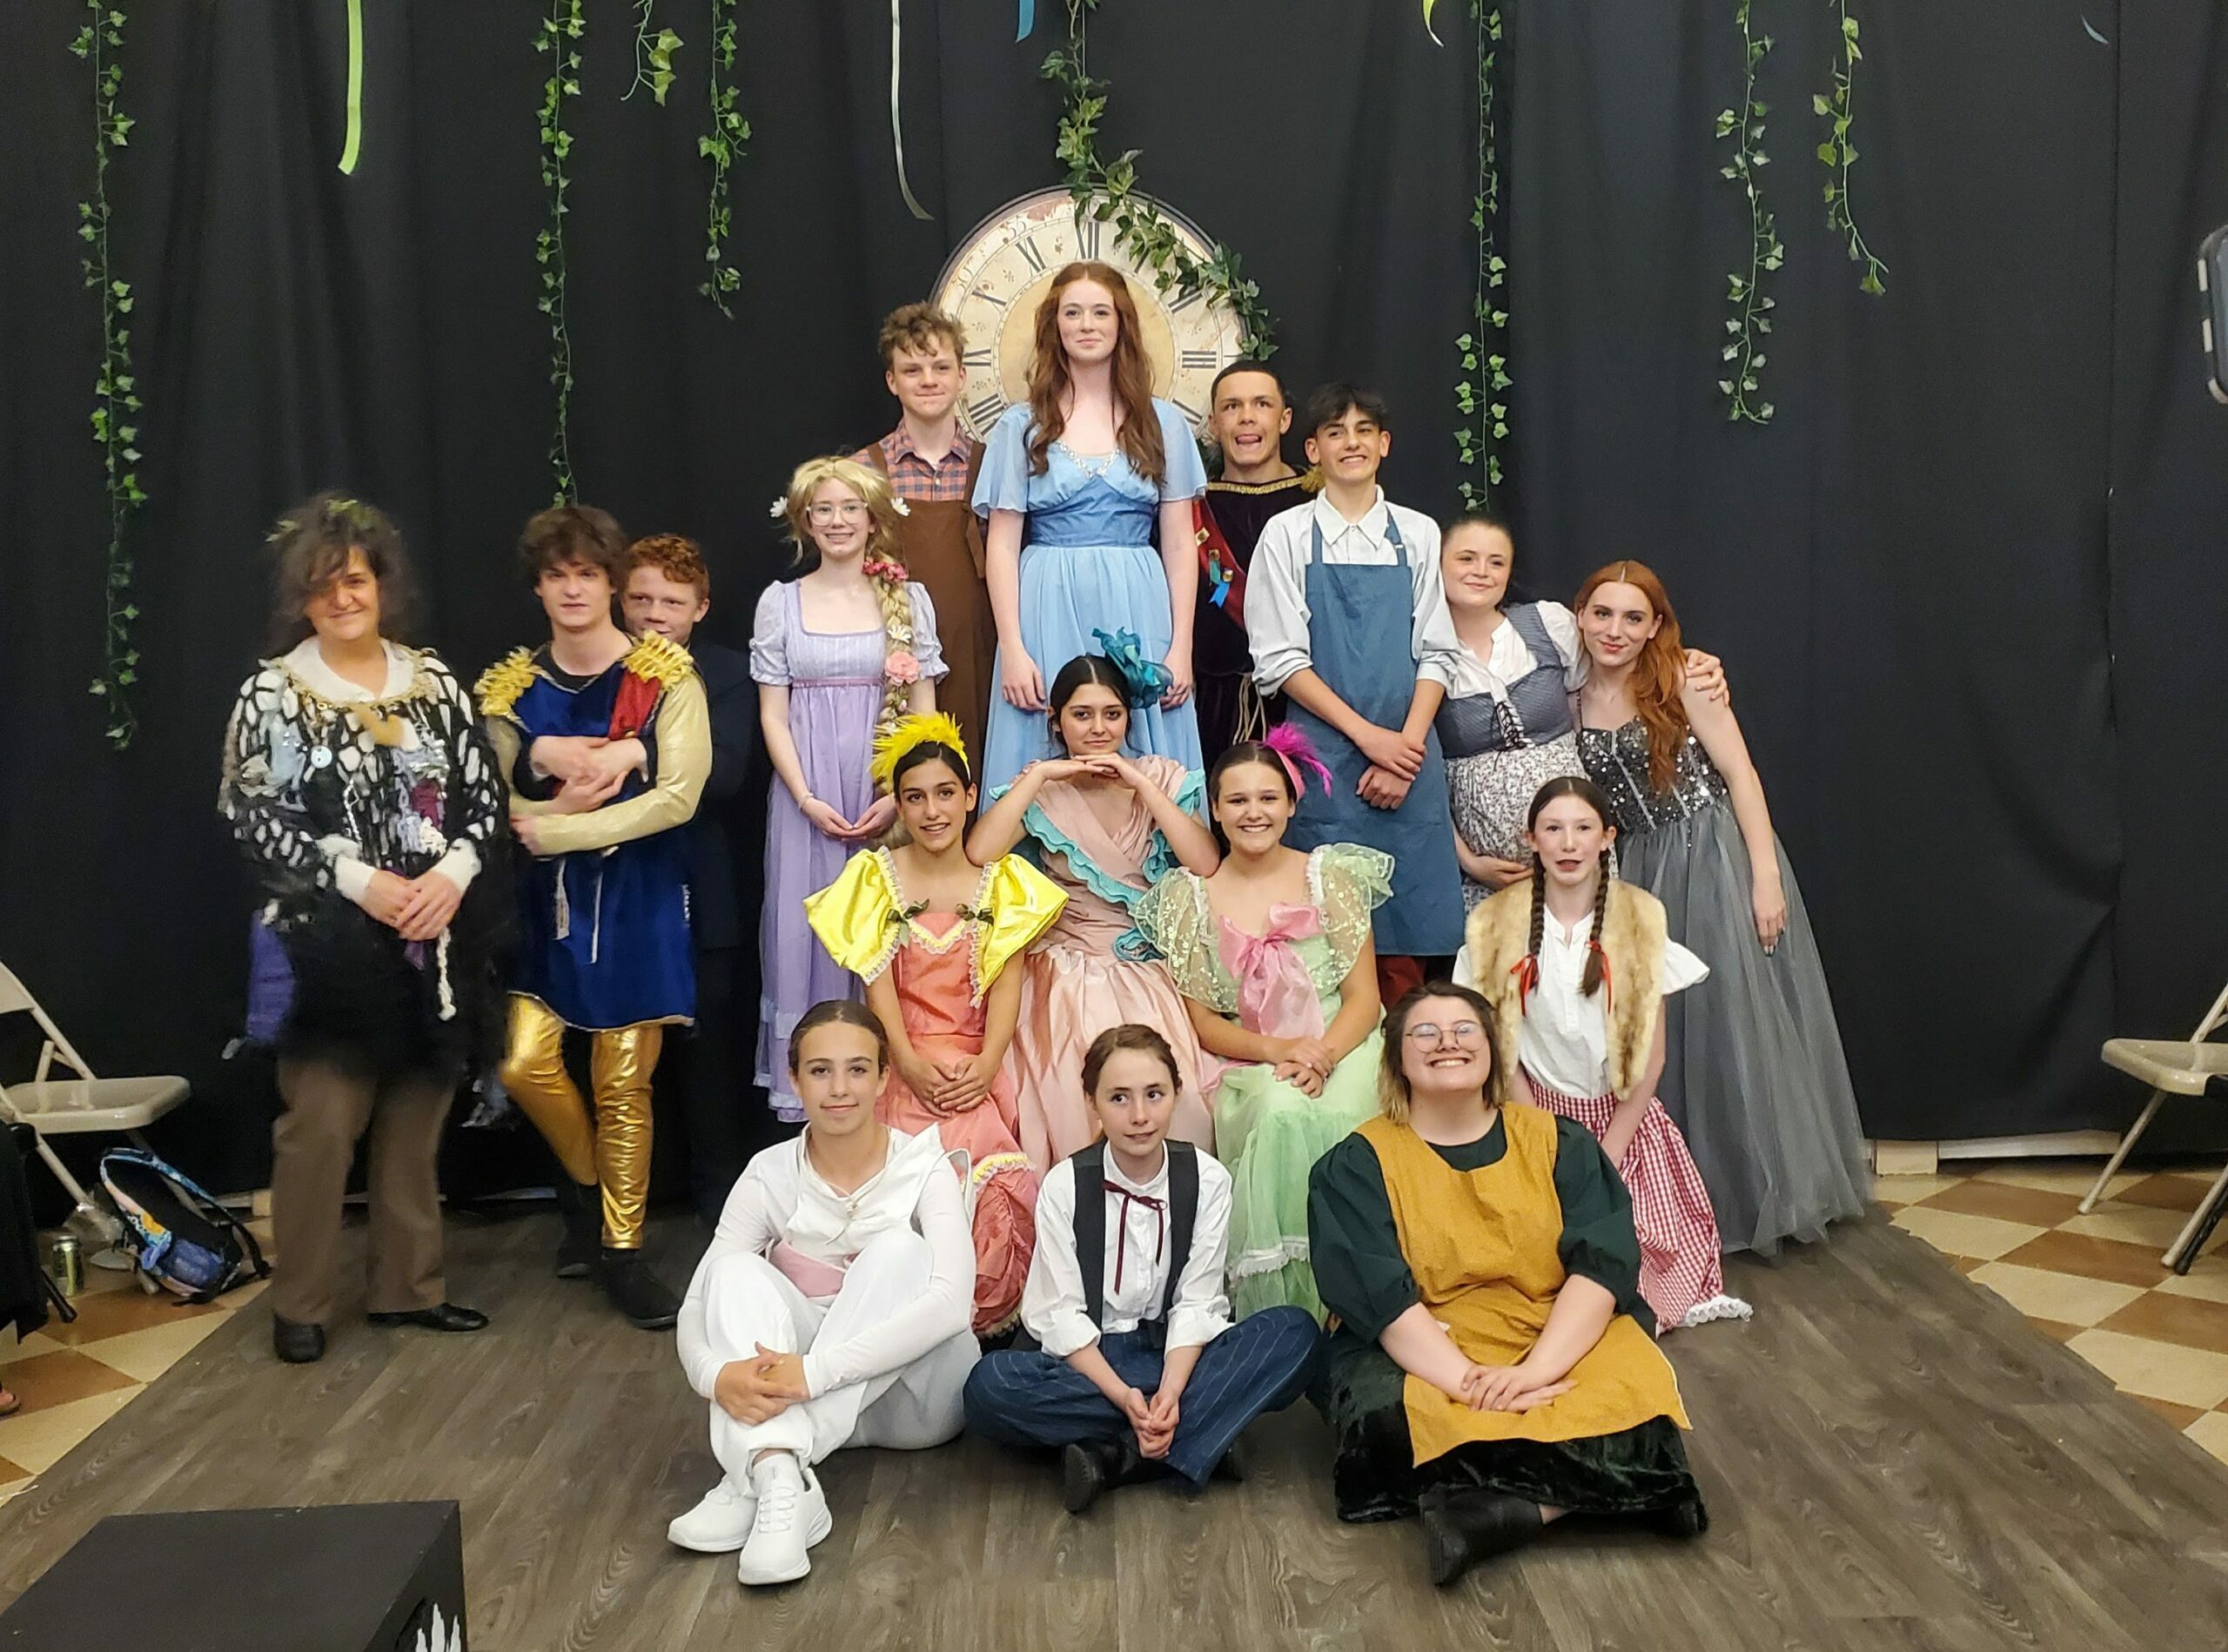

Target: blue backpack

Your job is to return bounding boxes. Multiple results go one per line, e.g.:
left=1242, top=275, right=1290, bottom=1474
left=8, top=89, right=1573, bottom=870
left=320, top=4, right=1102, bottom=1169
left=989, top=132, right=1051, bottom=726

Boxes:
left=98, top=1147, right=270, bottom=1302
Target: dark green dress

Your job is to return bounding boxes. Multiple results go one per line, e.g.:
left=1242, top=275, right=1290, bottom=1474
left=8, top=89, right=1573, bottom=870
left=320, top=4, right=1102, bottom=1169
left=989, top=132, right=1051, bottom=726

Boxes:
left=1305, top=1114, right=1703, bottom=1523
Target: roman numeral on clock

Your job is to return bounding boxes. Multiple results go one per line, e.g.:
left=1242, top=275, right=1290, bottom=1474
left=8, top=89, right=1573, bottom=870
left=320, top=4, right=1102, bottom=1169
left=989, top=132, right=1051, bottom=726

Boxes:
left=1167, top=287, right=1205, bottom=315
left=1017, top=235, right=1047, bottom=275
left=963, top=347, right=994, bottom=370
left=969, top=393, right=1008, bottom=429
left=970, top=286, right=1010, bottom=310
left=1180, top=350, right=1218, bottom=371
left=1077, top=217, right=1102, bottom=259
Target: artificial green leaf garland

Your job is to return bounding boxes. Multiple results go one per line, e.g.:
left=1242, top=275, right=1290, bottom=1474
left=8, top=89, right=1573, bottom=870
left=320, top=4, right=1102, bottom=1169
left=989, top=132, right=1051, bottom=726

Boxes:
left=70, top=1, right=146, bottom=747
left=700, top=0, right=750, bottom=315
left=1815, top=1, right=1886, bottom=294
left=1040, top=0, right=1277, bottom=356
left=626, top=0, right=681, bottom=105
left=1452, top=3, right=1512, bottom=507
left=1715, top=0, right=1781, bottom=424
left=534, top=0, right=587, bottom=502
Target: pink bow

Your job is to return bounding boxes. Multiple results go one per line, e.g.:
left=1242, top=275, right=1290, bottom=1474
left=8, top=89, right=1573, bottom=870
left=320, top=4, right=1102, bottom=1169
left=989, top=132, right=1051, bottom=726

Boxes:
left=1218, top=906, right=1327, bottom=1041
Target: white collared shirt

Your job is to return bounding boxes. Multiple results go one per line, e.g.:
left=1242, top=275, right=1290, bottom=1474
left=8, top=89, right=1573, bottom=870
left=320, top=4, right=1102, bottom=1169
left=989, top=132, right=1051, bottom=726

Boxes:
left=676, top=1125, right=975, bottom=1400
left=1444, top=601, right=1582, bottom=703
left=1246, top=489, right=1462, bottom=696
left=1455, top=913, right=1709, bottom=1098
left=1022, top=1145, right=1235, bottom=1357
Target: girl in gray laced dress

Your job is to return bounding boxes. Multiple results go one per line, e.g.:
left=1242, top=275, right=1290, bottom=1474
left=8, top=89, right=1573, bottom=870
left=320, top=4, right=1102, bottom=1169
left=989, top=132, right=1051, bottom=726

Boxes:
left=1572, top=560, right=1869, bottom=1257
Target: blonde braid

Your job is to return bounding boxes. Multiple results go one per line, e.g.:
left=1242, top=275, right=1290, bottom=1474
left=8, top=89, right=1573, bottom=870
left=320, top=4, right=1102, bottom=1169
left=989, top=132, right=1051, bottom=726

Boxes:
left=873, top=555, right=913, bottom=737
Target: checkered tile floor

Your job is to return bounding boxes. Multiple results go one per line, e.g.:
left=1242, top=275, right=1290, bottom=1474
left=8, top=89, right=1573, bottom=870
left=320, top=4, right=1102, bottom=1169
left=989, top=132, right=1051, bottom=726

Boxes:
left=0, top=1168, right=2220, bottom=1505
left=0, top=1225, right=271, bottom=1505
left=1879, top=1161, right=2228, bottom=1463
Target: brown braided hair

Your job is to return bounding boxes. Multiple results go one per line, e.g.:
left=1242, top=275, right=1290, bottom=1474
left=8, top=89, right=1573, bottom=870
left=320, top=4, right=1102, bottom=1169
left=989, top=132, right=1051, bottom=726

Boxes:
left=1574, top=559, right=1688, bottom=794
left=1522, top=776, right=1617, bottom=1000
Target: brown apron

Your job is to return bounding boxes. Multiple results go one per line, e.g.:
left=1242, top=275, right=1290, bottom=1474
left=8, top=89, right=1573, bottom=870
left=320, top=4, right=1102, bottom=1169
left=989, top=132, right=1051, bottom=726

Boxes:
left=867, top=443, right=996, bottom=774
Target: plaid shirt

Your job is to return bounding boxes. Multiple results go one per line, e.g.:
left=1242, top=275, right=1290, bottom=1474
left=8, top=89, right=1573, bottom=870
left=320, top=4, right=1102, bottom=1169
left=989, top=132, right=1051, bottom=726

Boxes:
left=857, top=426, right=976, bottom=503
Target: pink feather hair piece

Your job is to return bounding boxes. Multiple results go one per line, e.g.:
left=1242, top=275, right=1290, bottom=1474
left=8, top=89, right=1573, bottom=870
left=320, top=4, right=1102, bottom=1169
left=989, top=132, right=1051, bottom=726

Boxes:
left=1260, top=722, right=1334, bottom=800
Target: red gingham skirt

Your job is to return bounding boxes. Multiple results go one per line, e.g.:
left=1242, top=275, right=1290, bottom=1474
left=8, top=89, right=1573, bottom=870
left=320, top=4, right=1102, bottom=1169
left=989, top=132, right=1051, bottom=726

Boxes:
left=1524, top=1075, right=1734, bottom=1331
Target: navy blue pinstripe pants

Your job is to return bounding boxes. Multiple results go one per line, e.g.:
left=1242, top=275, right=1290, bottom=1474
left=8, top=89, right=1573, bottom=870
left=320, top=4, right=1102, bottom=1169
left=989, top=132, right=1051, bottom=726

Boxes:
left=963, top=1306, right=1320, bottom=1485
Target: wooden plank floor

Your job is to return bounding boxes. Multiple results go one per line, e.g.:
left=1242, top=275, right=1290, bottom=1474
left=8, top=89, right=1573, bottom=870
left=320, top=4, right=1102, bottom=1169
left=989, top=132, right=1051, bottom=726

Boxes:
left=2, top=1209, right=2224, bottom=1650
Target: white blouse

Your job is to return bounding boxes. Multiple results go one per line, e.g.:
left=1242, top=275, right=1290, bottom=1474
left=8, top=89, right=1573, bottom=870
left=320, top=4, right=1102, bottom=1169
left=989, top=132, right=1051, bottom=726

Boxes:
left=676, top=1125, right=974, bottom=1400
left=1022, top=1145, right=1234, bottom=1358
left=1456, top=913, right=1709, bottom=1099
left=1246, top=491, right=1463, bottom=697
left=1442, top=601, right=1582, bottom=704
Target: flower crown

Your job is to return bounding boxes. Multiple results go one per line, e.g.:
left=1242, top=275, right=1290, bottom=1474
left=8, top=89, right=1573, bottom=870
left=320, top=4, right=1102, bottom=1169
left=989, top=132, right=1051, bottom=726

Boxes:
left=870, top=710, right=970, bottom=791
left=1091, top=628, right=1173, bottom=708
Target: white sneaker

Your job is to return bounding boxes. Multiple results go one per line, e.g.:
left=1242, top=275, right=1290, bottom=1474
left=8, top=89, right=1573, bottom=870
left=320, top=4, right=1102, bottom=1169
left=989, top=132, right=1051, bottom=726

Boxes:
left=668, top=1477, right=757, bottom=1553
left=735, top=1454, right=831, bottom=1586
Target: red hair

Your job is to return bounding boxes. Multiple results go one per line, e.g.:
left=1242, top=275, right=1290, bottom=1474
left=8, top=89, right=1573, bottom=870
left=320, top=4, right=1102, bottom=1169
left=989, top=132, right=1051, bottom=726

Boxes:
left=1025, top=261, right=1164, bottom=485
left=1574, top=560, right=1688, bottom=794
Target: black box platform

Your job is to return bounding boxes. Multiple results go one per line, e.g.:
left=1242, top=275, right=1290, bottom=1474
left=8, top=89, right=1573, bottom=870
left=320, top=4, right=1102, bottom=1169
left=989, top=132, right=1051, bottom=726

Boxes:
left=0, top=1501, right=466, bottom=1651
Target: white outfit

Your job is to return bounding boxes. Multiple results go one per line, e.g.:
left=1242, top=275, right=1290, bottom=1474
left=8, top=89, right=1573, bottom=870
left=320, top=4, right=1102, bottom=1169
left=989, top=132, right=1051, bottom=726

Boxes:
left=280, top=638, right=482, bottom=904
left=1455, top=917, right=1709, bottom=1098
left=677, top=1126, right=979, bottom=1468
left=1246, top=491, right=1462, bottom=695
left=1021, top=1146, right=1236, bottom=1357
left=1442, top=601, right=1582, bottom=701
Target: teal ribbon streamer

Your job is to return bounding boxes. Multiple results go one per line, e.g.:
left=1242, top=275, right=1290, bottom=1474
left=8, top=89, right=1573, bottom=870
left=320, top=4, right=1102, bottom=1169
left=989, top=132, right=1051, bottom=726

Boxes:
left=1017, top=1, right=1036, bottom=40
left=889, top=0, right=931, bottom=218
left=337, top=0, right=363, bottom=174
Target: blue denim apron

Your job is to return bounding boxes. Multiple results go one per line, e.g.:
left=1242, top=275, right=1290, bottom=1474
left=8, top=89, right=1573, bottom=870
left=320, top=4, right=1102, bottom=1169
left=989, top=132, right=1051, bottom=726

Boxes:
left=1283, top=513, right=1464, bottom=955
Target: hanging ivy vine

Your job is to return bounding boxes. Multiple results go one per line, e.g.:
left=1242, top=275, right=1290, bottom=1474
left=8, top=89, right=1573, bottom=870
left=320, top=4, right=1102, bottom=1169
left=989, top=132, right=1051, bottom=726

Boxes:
left=70, top=1, right=145, bottom=748
left=700, top=0, right=749, bottom=315
left=1041, top=0, right=1277, bottom=355
left=1815, top=2, right=1886, bottom=294
left=1453, top=3, right=1511, bottom=508
left=625, top=0, right=681, bottom=105
left=1715, top=1, right=1781, bottom=424
left=534, top=0, right=586, bottom=503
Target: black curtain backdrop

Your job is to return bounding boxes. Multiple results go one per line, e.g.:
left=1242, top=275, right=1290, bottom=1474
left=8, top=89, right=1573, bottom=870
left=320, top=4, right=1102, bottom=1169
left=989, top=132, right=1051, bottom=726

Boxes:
left=2, top=0, right=2223, bottom=1183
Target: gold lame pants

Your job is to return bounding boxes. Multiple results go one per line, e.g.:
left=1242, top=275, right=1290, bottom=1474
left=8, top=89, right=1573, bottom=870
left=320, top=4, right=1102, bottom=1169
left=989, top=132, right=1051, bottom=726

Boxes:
left=499, top=994, right=662, bottom=1250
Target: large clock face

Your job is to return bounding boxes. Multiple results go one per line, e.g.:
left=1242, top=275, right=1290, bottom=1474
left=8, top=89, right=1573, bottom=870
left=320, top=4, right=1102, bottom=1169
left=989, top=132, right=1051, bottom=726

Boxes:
left=931, top=188, right=1248, bottom=441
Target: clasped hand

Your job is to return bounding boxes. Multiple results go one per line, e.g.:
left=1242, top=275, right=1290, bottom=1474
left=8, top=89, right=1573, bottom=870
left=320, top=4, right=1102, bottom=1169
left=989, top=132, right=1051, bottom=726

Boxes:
left=1117, top=1384, right=1179, bottom=1459
left=1452, top=1359, right=1572, bottom=1414
left=713, top=1343, right=810, bottom=1426
left=901, top=1050, right=996, bottom=1115
left=361, top=868, right=463, bottom=943
left=801, top=793, right=896, bottom=844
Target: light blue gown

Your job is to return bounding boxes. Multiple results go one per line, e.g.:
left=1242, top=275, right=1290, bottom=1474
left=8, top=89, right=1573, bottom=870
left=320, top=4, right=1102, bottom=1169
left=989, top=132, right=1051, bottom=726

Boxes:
left=971, top=400, right=1207, bottom=792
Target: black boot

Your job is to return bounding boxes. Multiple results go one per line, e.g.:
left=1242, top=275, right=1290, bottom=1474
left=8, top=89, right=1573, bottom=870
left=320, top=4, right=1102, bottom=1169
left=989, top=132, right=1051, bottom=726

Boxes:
left=600, top=1248, right=681, bottom=1330
left=368, top=1303, right=491, bottom=1333
left=1061, top=1437, right=1167, bottom=1514
left=1419, top=1487, right=1547, bottom=1587
left=272, top=1315, right=325, bottom=1365
left=1648, top=1494, right=1710, bottom=1540
left=553, top=1179, right=600, bottom=1279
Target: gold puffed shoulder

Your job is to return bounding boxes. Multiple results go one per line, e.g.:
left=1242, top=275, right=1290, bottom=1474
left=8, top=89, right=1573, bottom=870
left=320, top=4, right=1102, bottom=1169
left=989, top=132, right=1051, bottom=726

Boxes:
left=622, top=630, right=696, bottom=686
left=474, top=648, right=540, bottom=721
left=969, top=854, right=1066, bottom=997
left=802, top=850, right=906, bottom=984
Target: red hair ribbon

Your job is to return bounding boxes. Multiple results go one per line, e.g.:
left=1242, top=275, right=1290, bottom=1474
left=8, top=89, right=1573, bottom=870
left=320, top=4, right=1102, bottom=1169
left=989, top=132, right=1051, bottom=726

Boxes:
left=1588, top=941, right=1614, bottom=1017
left=1509, top=953, right=1540, bottom=1017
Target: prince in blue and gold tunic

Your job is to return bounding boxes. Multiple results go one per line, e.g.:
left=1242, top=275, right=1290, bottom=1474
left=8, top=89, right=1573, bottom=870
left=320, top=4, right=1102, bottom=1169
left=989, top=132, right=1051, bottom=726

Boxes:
left=479, top=505, right=709, bottom=1329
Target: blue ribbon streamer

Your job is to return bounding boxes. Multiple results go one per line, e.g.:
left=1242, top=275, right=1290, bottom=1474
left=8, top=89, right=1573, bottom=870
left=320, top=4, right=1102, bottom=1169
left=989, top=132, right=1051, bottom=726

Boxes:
left=1017, top=1, right=1036, bottom=42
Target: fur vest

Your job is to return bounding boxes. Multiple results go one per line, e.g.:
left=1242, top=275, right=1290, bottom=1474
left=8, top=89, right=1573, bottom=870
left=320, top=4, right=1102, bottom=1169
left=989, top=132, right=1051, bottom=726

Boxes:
left=1464, top=877, right=1669, bottom=1104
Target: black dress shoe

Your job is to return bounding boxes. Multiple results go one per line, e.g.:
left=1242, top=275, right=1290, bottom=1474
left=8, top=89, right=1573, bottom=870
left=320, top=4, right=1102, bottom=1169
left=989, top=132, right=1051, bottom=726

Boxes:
left=600, top=1249, right=681, bottom=1330
left=272, top=1315, right=325, bottom=1365
left=1420, top=1488, right=1547, bottom=1587
left=1060, top=1437, right=1168, bottom=1514
left=368, top=1303, right=490, bottom=1333
left=553, top=1179, right=601, bottom=1279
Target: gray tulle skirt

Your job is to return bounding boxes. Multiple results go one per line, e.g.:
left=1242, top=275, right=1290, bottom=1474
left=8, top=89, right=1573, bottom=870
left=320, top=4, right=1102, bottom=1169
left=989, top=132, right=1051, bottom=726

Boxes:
left=1619, top=798, right=1871, bottom=1256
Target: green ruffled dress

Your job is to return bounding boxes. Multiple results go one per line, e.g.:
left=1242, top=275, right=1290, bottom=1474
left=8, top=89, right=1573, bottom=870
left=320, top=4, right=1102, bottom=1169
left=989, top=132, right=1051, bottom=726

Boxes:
left=1136, top=844, right=1392, bottom=1319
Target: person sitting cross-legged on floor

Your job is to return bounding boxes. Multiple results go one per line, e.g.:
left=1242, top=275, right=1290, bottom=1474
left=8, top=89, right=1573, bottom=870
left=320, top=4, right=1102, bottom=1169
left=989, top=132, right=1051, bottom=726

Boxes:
left=962, top=1024, right=1319, bottom=1511
left=668, top=1000, right=978, bottom=1587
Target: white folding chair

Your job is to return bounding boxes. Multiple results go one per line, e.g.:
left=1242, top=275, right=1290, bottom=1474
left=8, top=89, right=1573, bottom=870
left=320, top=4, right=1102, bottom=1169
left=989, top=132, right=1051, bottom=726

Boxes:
left=0, top=958, right=190, bottom=1232
left=2078, top=975, right=2228, bottom=1266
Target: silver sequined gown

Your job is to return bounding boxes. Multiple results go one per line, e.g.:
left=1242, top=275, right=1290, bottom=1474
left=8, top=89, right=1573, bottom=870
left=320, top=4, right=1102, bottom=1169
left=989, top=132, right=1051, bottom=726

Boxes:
left=1577, top=719, right=1870, bottom=1256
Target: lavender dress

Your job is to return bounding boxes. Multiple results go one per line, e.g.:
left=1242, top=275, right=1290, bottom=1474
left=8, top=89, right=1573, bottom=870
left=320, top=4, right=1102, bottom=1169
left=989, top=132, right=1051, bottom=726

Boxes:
left=751, top=578, right=944, bottom=1118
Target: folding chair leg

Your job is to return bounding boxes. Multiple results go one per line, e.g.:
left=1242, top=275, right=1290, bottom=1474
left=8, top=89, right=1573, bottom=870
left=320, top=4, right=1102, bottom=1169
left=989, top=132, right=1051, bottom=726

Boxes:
left=2081, top=1089, right=2165, bottom=1213
left=2162, top=1160, right=2228, bottom=1270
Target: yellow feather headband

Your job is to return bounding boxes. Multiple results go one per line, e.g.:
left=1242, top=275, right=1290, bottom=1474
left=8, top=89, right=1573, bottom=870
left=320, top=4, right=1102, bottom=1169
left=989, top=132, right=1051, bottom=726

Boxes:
left=870, top=711, right=970, bottom=792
